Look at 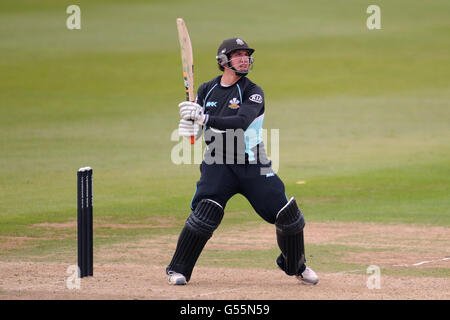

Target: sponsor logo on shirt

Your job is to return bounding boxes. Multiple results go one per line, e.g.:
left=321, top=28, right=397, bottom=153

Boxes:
left=249, top=94, right=263, bottom=104
left=228, top=98, right=240, bottom=109
left=206, top=101, right=218, bottom=107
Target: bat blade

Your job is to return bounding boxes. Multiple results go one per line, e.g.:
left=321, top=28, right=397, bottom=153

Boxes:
left=176, top=18, right=195, bottom=144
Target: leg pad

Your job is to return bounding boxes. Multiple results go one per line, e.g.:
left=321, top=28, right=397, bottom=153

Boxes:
left=166, top=199, right=224, bottom=281
left=275, top=197, right=306, bottom=276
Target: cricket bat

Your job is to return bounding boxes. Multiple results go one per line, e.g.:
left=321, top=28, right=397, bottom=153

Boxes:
left=176, top=18, right=195, bottom=145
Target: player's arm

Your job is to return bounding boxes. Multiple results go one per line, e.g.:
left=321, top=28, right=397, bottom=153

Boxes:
left=206, top=87, right=264, bottom=131
left=179, top=85, right=264, bottom=130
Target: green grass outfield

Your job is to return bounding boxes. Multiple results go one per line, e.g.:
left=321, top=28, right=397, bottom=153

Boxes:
left=1, top=0, right=449, bottom=277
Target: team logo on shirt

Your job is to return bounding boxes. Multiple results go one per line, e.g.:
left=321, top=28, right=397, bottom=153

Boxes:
left=228, top=98, right=240, bottom=109
left=249, top=94, right=263, bottom=104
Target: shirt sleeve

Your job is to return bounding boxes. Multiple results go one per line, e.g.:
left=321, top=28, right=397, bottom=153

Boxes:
left=196, top=83, right=207, bottom=108
left=206, top=85, right=264, bottom=130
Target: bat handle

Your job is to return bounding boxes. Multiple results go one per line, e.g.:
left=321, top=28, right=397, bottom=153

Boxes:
left=188, top=100, right=195, bottom=144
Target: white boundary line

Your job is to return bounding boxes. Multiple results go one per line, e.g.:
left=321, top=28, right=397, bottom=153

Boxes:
left=180, top=287, right=244, bottom=299
left=393, top=257, right=450, bottom=267
left=335, top=269, right=365, bottom=275
left=335, top=257, right=450, bottom=274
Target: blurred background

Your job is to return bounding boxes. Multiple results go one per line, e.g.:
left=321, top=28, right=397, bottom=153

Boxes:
left=0, top=0, right=449, bottom=257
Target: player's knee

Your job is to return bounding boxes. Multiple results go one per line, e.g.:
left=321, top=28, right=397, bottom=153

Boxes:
left=275, top=197, right=305, bottom=233
left=191, top=196, right=226, bottom=212
left=186, top=198, right=224, bottom=238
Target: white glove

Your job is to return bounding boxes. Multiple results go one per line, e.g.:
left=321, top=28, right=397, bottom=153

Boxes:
left=178, top=101, right=208, bottom=125
left=178, top=119, right=201, bottom=138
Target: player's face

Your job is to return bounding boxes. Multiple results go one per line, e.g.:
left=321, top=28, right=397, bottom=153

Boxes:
left=229, top=50, right=250, bottom=71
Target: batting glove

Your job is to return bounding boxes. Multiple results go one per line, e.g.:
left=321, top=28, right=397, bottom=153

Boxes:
left=178, top=119, right=201, bottom=139
left=178, top=101, right=208, bottom=125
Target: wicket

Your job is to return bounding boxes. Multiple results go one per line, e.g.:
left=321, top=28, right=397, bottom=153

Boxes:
left=77, top=167, right=93, bottom=278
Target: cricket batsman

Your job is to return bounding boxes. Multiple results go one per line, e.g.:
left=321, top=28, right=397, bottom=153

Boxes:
left=166, top=38, right=319, bottom=285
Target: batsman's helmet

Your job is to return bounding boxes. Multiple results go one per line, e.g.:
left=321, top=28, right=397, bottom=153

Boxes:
left=216, top=38, right=254, bottom=76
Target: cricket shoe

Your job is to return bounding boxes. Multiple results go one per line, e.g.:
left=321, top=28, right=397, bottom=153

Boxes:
left=296, top=266, right=319, bottom=285
left=168, top=271, right=187, bottom=285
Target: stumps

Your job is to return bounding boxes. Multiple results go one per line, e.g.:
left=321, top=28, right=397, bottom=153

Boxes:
left=77, top=167, right=93, bottom=278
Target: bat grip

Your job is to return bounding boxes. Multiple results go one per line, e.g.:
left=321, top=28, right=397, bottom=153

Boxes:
left=188, top=99, right=195, bottom=144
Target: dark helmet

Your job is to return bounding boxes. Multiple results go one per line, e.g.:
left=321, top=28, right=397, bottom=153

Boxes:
left=216, top=38, right=255, bottom=76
